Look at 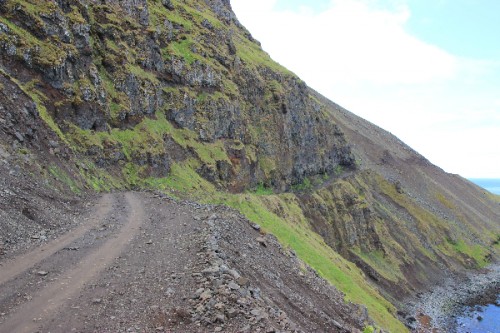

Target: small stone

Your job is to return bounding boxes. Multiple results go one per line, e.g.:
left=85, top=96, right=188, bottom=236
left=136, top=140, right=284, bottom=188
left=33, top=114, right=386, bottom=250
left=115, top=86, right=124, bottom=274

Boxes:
left=202, top=266, right=220, bottom=275
left=255, top=237, right=267, bottom=247
left=226, top=308, right=237, bottom=318
left=214, top=327, right=222, bottom=332
left=332, top=320, right=343, bottom=329
left=92, top=298, right=102, bottom=304
left=215, top=314, right=225, bottom=323
left=252, top=224, right=261, bottom=231
left=48, top=140, right=59, bottom=148
left=14, top=132, right=24, bottom=142
left=228, top=269, right=240, bottom=279
left=31, top=235, right=40, bottom=240
left=237, top=276, right=249, bottom=286
left=156, top=327, right=164, bottom=331
left=200, top=290, right=212, bottom=300
left=146, top=240, right=153, bottom=245
left=228, top=282, right=240, bottom=290
left=251, top=309, right=261, bottom=316
left=37, top=271, right=48, bottom=276
left=162, top=0, right=174, bottom=10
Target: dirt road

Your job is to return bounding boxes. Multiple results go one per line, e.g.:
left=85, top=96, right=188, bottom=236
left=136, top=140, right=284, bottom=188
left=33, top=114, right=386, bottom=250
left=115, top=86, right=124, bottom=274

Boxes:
left=0, top=194, right=114, bottom=286
left=0, top=191, right=368, bottom=333
left=0, top=192, right=209, bottom=333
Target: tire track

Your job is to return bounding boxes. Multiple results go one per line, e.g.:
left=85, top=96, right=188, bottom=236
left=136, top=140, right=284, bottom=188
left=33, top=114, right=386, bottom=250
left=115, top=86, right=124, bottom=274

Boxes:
left=0, top=192, right=145, bottom=333
left=0, top=194, right=114, bottom=285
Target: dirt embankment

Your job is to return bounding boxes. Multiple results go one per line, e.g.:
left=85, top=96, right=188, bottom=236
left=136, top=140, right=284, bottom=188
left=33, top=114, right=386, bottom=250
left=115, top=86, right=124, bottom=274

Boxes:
left=0, top=191, right=369, bottom=333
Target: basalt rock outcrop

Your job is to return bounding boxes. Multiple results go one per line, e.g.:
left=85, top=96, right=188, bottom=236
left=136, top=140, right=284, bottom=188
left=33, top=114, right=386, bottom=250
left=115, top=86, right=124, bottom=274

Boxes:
left=0, top=0, right=355, bottom=192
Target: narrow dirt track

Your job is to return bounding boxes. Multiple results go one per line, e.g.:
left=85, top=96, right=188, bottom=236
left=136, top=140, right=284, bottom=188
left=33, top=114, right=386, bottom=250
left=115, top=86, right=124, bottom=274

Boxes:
left=0, top=191, right=369, bottom=333
left=0, top=194, right=114, bottom=286
left=0, top=192, right=144, bottom=333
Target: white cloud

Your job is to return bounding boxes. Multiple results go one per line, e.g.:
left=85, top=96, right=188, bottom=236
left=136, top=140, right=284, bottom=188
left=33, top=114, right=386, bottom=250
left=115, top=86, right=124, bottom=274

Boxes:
left=231, top=0, right=500, bottom=178
left=233, top=0, right=458, bottom=86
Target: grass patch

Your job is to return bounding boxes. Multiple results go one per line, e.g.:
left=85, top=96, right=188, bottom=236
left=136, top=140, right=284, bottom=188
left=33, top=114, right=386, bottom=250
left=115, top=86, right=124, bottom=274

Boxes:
left=251, top=183, right=274, bottom=196
left=48, top=165, right=81, bottom=194
left=126, top=64, right=160, bottom=85
left=434, top=192, right=456, bottom=210
left=291, top=177, right=312, bottom=191
left=446, top=239, right=491, bottom=268
left=258, top=156, right=276, bottom=179
left=219, top=193, right=408, bottom=332
left=146, top=159, right=217, bottom=199
left=0, top=14, right=71, bottom=67
left=78, top=160, right=125, bottom=192
left=0, top=73, right=68, bottom=144
left=168, top=37, right=205, bottom=65
left=148, top=0, right=194, bottom=31
left=234, top=31, right=295, bottom=77
left=353, top=249, right=403, bottom=283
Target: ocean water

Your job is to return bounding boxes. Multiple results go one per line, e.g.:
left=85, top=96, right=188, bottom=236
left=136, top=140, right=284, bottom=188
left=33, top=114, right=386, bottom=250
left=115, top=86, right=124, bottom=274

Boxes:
left=455, top=295, right=500, bottom=333
left=468, top=179, right=500, bottom=195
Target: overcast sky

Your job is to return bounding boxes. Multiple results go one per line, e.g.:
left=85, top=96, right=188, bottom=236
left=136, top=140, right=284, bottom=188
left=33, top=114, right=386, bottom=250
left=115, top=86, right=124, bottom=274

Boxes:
left=231, top=0, right=500, bottom=178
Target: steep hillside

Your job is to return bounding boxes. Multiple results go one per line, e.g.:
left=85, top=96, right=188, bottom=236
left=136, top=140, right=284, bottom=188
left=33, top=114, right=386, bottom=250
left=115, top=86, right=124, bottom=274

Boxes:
left=0, top=0, right=499, bottom=332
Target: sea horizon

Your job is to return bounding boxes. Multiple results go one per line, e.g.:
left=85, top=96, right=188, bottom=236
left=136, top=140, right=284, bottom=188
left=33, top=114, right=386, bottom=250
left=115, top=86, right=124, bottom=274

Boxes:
left=469, top=178, right=500, bottom=195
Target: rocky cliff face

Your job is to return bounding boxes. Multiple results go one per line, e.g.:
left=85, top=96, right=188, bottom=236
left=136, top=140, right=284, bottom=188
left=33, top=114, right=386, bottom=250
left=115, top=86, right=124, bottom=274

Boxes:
left=1, top=0, right=499, bottom=332
left=0, top=0, right=355, bottom=192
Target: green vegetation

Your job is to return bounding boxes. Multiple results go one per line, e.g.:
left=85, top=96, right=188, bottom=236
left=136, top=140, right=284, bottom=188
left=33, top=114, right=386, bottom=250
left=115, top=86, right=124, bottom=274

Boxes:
left=291, top=177, right=312, bottom=191
left=0, top=13, right=72, bottom=67
left=78, top=160, right=125, bottom=192
left=169, top=38, right=200, bottom=65
left=251, top=183, right=274, bottom=196
left=258, top=156, right=276, bottom=179
left=363, top=326, right=376, bottom=333
left=147, top=160, right=217, bottom=198
left=353, top=249, right=404, bottom=283
left=129, top=162, right=406, bottom=331
left=148, top=0, right=194, bottom=31
left=234, top=31, right=295, bottom=77
left=220, top=193, right=407, bottom=332
left=434, top=191, right=456, bottom=210
left=126, top=64, right=160, bottom=85
left=48, top=165, right=82, bottom=194
left=3, top=74, right=68, bottom=144
left=444, top=239, right=491, bottom=268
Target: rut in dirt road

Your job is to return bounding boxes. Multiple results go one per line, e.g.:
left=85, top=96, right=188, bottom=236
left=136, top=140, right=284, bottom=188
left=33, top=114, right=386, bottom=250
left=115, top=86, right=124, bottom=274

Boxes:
left=0, top=194, right=114, bottom=286
left=0, top=192, right=144, bottom=333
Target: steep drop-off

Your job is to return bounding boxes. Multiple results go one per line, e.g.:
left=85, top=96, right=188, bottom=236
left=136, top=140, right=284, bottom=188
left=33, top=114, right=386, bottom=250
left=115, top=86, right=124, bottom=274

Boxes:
left=1, top=0, right=499, bottom=331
